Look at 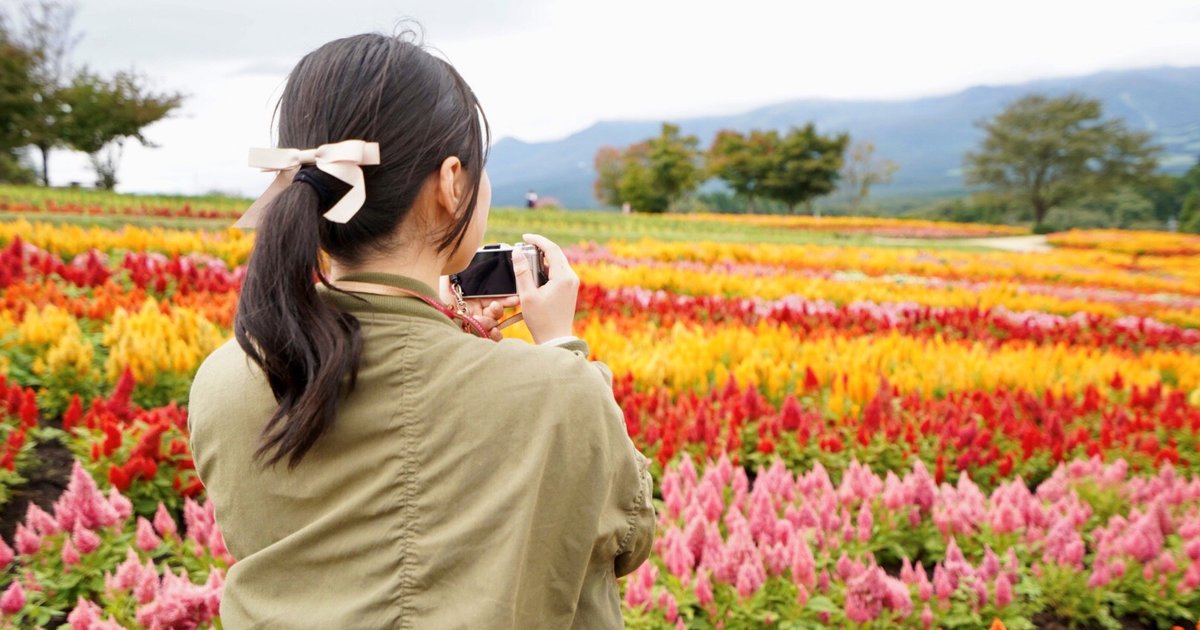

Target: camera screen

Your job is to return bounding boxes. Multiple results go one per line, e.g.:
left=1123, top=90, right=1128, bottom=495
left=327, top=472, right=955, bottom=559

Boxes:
left=454, top=250, right=518, bottom=297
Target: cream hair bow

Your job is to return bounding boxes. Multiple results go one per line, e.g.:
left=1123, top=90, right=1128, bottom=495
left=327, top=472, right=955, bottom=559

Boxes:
left=234, top=140, right=381, bottom=229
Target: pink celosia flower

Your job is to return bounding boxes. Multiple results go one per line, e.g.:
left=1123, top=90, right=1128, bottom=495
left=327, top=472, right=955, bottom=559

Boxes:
left=844, top=567, right=886, bottom=622
left=995, top=573, right=1013, bottom=608
left=1186, top=538, right=1200, bottom=563
left=14, top=525, right=40, bottom=556
left=817, top=568, right=830, bottom=592
left=153, top=503, right=177, bottom=538
left=916, top=564, right=932, bottom=601
left=933, top=564, right=955, bottom=600
left=0, top=581, right=24, bottom=614
left=921, top=603, right=934, bottom=628
left=61, top=539, right=81, bottom=567
left=657, top=591, right=678, bottom=623
left=105, top=548, right=144, bottom=593
left=791, top=536, right=815, bottom=588
left=136, top=518, right=162, bottom=552
left=623, top=571, right=650, bottom=608
left=73, top=524, right=101, bottom=555
left=694, top=570, right=713, bottom=606
left=856, top=502, right=873, bottom=543
left=981, top=546, right=1000, bottom=580
left=54, top=462, right=120, bottom=532
left=25, top=504, right=60, bottom=536
left=1182, top=562, right=1200, bottom=592
left=735, top=558, right=764, bottom=598
left=0, top=538, right=13, bottom=567
left=134, top=567, right=222, bottom=630
left=1157, top=550, right=1178, bottom=575
left=66, top=597, right=125, bottom=630
left=795, top=584, right=809, bottom=606
left=107, top=487, right=133, bottom=523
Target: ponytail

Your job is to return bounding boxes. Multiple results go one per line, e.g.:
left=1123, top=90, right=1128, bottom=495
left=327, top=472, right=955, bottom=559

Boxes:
left=235, top=182, right=363, bottom=469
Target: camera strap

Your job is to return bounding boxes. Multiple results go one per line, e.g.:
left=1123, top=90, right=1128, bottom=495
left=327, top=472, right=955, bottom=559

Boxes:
left=332, top=280, right=493, bottom=340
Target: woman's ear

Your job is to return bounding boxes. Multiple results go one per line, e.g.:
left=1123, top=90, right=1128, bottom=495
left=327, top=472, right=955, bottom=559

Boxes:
left=436, top=156, right=467, bottom=220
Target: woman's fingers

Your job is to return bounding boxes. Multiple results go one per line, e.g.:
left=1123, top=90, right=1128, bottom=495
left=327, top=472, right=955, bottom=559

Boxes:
left=521, top=233, right=575, bottom=284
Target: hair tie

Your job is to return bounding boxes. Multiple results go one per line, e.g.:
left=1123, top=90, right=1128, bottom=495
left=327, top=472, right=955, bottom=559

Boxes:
left=292, top=168, right=339, bottom=210
left=234, top=140, right=381, bottom=229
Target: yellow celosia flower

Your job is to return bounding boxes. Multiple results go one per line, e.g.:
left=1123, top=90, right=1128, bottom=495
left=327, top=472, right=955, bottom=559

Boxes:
left=101, top=299, right=226, bottom=385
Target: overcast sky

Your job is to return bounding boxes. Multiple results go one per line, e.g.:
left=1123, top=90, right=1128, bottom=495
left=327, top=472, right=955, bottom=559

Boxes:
left=12, top=0, right=1200, bottom=196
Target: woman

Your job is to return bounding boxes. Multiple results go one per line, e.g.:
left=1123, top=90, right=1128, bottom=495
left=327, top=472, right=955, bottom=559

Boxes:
left=188, top=32, right=655, bottom=629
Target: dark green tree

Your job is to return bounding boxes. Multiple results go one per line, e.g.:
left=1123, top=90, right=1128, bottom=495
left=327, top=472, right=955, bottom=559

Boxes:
left=964, top=93, right=1161, bottom=228
left=760, top=123, right=849, bottom=215
left=707, top=129, right=778, bottom=212
left=0, top=16, right=38, bottom=183
left=59, top=69, right=183, bottom=188
left=1181, top=189, right=1200, bottom=234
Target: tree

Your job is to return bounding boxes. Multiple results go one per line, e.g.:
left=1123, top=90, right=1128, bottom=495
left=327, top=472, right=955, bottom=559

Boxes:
left=964, top=93, right=1161, bottom=228
left=3, top=0, right=182, bottom=188
left=707, top=129, right=777, bottom=212
left=593, top=145, right=623, bottom=206
left=58, top=69, right=182, bottom=188
left=12, top=0, right=80, bottom=185
left=840, top=140, right=898, bottom=210
left=760, top=123, right=849, bottom=215
left=0, top=15, right=38, bottom=183
left=643, top=123, right=702, bottom=212
left=1181, top=189, right=1200, bottom=234
left=591, top=123, right=702, bottom=213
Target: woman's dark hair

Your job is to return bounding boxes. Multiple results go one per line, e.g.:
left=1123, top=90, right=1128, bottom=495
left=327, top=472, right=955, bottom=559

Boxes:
left=235, top=31, right=489, bottom=469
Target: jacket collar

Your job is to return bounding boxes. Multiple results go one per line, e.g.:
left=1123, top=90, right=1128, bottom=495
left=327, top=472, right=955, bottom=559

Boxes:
left=317, top=272, right=459, bottom=330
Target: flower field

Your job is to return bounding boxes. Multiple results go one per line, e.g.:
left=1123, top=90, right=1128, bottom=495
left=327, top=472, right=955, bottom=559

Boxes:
left=0, top=198, right=1198, bottom=628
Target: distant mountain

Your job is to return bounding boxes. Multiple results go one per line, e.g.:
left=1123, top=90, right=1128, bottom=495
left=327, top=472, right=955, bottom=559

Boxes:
left=487, top=66, right=1200, bottom=209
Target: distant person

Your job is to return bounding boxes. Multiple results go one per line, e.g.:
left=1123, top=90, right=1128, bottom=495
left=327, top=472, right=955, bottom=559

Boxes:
left=621, top=201, right=632, bottom=215
left=188, top=31, right=655, bottom=629
left=526, top=189, right=538, bottom=209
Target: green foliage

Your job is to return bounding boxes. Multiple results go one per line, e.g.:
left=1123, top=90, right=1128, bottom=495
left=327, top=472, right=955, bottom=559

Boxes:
left=706, top=129, right=778, bottom=212
left=760, top=124, right=849, bottom=214
left=1181, top=188, right=1200, bottom=234
left=592, top=123, right=702, bottom=213
left=0, top=0, right=183, bottom=187
left=58, top=69, right=183, bottom=189
left=964, top=93, right=1162, bottom=227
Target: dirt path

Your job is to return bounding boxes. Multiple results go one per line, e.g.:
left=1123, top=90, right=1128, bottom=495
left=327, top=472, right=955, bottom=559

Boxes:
left=956, top=234, right=1052, bottom=252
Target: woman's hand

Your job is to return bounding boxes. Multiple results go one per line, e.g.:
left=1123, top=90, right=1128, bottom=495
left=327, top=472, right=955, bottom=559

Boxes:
left=438, top=277, right=519, bottom=342
left=513, top=233, right=579, bottom=344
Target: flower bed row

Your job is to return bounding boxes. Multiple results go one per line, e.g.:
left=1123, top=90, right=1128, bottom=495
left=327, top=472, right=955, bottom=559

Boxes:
left=625, top=455, right=1200, bottom=629
left=613, top=374, right=1200, bottom=489
left=1047, top=229, right=1200, bottom=258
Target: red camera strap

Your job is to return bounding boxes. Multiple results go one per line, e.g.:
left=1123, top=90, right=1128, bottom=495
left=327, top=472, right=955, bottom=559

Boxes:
left=332, top=280, right=493, bottom=340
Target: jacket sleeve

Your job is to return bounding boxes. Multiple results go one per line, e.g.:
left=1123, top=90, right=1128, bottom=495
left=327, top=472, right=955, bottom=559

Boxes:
left=555, top=338, right=656, bottom=577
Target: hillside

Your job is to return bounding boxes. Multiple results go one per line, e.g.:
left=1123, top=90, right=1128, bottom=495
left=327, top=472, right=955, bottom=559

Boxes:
left=487, top=66, right=1200, bottom=209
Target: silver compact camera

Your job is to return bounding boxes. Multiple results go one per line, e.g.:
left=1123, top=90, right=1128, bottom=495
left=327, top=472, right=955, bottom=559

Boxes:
left=450, top=243, right=548, bottom=299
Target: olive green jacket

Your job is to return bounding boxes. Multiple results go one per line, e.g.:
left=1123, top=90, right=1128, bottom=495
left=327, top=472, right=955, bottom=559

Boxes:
left=188, top=273, right=656, bottom=629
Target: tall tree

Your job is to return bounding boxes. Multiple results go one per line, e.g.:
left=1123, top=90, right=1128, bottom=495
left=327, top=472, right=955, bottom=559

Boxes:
left=591, top=123, right=701, bottom=213
left=707, top=129, right=777, bottom=212
left=644, top=122, right=702, bottom=212
left=0, top=15, right=38, bottom=182
left=964, top=93, right=1161, bottom=228
left=59, top=69, right=182, bottom=188
left=840, top=140, right=898, bottom=210
left=760, top=123, right=849, bottom=215
left=14, top=0, right=80, bottom=185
